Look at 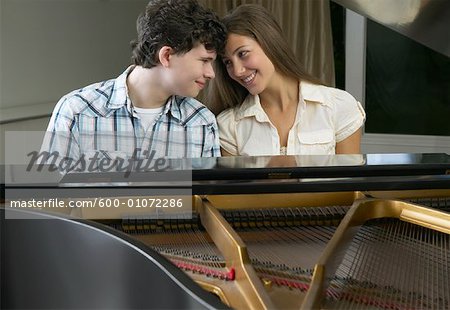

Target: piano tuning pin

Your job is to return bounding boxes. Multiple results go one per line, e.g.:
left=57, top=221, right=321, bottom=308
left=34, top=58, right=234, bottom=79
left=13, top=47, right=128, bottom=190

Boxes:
left=293, top=267, right=305, bottom=274
left=275, top=263, right=288, bottom=271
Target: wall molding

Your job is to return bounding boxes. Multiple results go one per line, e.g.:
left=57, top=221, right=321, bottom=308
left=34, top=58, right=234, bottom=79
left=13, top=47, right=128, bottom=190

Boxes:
left=0, top=102, right=53, bottom=124
left=362, top=133, right=450, bottom=154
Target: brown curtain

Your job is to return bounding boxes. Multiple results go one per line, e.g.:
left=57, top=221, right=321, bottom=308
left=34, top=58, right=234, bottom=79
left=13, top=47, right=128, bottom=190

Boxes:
left=199, top=0, right=335, bottom=86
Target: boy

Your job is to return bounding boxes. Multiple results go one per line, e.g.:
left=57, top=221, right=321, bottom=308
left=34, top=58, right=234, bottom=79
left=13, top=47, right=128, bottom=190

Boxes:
left=41, top=0, right=225, bottom=170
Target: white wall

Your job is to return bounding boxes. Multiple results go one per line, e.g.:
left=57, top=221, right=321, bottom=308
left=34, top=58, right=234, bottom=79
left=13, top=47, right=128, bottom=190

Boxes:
left=0, top=0, right=148, bottom=121
left=1, top=0, right=149, bottom=111
left=1, top=117, right=48, bottom=164
left=0, top=0, right=149, bottom=162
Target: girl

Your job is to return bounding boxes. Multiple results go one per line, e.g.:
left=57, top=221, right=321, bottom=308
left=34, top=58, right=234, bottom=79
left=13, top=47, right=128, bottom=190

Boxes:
left=206, top=4, right=365, bottom=156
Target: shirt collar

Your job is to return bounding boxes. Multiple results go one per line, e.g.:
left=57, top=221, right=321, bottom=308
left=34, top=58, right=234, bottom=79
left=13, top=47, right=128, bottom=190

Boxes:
left=300, top=81, right=327, bottom=104
left=110, top=65, right=134, bottom=108
left=104, top=65, right=183, bottom=122
left=235, top=81, right=326, bottom=121
left=164, top=95, right=183, bottom=122
left=235, top=94, right=265, bottom=121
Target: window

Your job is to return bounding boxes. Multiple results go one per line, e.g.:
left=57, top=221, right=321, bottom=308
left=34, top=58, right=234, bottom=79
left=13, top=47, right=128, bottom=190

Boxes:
left=365, top=20, right=450, bottom=136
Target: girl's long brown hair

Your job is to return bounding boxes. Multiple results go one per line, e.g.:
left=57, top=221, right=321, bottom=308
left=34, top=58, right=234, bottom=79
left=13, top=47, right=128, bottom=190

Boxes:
left=204, top=4, right=322, bottom=115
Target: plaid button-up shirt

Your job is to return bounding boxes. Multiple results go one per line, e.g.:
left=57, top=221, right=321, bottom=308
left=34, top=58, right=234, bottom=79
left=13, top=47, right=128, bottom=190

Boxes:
left=42, top=66, right=220, bottom=167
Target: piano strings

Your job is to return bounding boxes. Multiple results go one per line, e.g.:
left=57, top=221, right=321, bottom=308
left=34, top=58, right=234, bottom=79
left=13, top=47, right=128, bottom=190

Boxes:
left=97, top=194, right=450, bottom=309
left=323, top=218, right=450, bottom=309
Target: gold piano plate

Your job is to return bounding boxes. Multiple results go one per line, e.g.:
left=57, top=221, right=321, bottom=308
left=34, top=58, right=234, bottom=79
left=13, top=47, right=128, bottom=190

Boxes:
left=302, top=198, right=450, bottom=309
left=89, top=190, right=449, bottom=309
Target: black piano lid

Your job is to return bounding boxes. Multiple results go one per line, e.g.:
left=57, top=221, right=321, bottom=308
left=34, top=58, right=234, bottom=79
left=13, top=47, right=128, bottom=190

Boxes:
left=1, top=207, right=229, bottom=309
left=188, top=153, right=450, bottom=180
left=57, top=152, right=449, bottom=182
left=3, top=153, right=450, bottom=195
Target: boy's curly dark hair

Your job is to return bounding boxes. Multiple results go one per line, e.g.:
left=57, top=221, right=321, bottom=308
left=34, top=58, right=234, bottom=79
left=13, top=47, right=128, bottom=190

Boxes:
left=131, top=0, right=226, bottom=68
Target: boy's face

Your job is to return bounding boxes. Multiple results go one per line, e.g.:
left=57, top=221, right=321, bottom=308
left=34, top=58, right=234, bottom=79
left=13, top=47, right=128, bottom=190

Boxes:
left=166, top=44, right=217, bottom=98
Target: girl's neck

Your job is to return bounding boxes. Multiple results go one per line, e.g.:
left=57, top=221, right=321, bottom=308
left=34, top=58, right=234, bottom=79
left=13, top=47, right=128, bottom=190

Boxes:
left=260, top=74, right=299, bottom=111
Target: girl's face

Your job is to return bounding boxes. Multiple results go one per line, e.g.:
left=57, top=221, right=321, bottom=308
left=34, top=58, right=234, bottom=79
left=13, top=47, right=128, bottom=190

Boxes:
left=222, top=33, right=276, bottom=95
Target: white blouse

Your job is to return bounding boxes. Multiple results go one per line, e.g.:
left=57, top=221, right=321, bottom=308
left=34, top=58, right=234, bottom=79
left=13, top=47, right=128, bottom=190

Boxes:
left=217, top=81, right=366, bottom=156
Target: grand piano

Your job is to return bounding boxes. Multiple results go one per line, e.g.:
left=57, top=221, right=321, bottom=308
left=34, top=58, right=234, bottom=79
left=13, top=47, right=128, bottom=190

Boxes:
left=3, top=153, right=450, bottom=309
left=2, top=0, right=449, bottom=308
